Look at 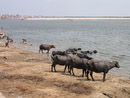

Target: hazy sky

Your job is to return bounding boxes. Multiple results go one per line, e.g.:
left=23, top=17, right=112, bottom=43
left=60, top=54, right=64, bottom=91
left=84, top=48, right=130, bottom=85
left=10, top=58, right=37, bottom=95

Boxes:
left=0, top=0, right=130, bottom=16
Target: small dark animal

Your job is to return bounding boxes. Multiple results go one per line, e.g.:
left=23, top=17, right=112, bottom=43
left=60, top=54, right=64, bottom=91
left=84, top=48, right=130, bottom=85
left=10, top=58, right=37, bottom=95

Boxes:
left=22, top=39, right=27, bottom=43
left=7, top=36, right=13, bottom=42
left=86, top=60, right=120, bottom=82
left=51, top=55, right=71, bottom=73
left=39, top=44, right=55, bottom=54
left=5, top=40, right=9, bottom=47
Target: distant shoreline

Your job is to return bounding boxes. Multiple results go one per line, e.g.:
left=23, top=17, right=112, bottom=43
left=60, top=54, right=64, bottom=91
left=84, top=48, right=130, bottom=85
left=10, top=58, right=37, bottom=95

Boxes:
left=25, top=17, right=130, bottom=20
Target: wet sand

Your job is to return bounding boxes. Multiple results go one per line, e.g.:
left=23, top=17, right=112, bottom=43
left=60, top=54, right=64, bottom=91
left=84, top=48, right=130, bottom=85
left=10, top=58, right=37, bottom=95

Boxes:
left=0, top=41, right=130, bottom=98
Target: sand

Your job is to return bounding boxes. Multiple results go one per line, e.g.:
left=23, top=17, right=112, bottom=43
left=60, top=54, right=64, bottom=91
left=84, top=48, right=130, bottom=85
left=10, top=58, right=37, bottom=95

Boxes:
left=0, top=41, right=130, bottom=98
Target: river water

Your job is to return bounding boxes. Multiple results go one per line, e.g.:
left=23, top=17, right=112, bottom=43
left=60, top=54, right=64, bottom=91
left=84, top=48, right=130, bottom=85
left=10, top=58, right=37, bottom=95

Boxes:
left=0, top=19, right=130, bottom=78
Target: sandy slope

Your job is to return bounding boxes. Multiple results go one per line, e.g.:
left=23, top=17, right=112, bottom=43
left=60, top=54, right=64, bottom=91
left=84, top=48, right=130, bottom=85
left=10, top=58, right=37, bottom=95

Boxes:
left=0, top=41, right=130, bottom=98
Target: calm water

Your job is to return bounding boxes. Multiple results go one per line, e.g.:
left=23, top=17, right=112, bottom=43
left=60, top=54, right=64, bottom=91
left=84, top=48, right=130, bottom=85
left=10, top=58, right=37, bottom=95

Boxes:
left=0, top=19, right=130, bottom=78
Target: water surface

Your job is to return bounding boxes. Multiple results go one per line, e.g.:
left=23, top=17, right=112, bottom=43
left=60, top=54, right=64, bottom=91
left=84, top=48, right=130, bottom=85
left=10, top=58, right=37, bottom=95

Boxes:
left=0, top=19, right=130, bottom=78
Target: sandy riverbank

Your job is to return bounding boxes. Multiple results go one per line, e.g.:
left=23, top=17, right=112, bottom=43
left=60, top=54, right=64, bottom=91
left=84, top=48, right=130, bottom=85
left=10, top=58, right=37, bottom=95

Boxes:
left=0, top=41, right=130, bottom=98
left=25, top=18, right=130, bottom=20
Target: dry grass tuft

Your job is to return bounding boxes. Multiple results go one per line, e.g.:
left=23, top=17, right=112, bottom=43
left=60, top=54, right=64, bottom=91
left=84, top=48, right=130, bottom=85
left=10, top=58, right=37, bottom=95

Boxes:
left=53, top=81, right=93, bottom=95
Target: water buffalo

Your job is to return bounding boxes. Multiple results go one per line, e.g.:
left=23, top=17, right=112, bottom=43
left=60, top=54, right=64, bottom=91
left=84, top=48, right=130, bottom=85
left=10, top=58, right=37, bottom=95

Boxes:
left=81, top=50, right=97, bottom=55
left=69, top=56, right=90, bottom=77
left=66, top=48, right=82, bottom=54
left=52, top=50, right=67, bottom=56
left=39, top=44, right=55, bottom=54
left=77, top=53, right=93, bottom=60
left=86, top=60, right=120, bottom=82
left=51, top=55, right=72, bottom=73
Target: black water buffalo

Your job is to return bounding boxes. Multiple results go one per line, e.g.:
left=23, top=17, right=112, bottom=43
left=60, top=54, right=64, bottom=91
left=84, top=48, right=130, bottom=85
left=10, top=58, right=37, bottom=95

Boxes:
left=69, top=53, right=93, bottom=77
left=52, top=50, right=67, bottom=56
left=86, top=60, right=120, bottom=82
left=66, top=48, right=82, bottom=54
left=69, top=56, right=90, bottom=77
left=51, top=55, right=72, bottom=73
left=39, top=44, right=55, bottom=54
left=81, top=50, right=97, bottom=55
left=77, top=53, right=93, bottom=60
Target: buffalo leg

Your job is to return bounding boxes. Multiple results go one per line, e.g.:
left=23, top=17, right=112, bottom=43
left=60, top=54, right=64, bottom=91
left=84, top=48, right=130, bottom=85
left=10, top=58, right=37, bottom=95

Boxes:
left=69, top=66, right=72, bottom=74
left=90, top=71, right=94, bottom=81
left=54, top=64, right=57, bottom=72
left=51, top=63, right=54, bottom=72
left=51, top=63, right=55, bottom=72
left=68, top=65, right=70, bottom=73
left=72, top=68, right=75, bottom=76
left=86, top=70, right=90, bottom=80
left=42, top=50, right=43, bottom=54
left=82, top=69, right=87, bottom=77
left=51, top=63, right=56, bottom=72
left=64, top=65, right=67, bottom=73
left=71, top=67, right=75, bottom=76
left=70, top=67, right=71, bottom=74
left=82, top=69, right=85, bottom=77
left=64, top=65, right=70, bottom=73
left=69, top=66, right=75, bottom=76
left=103, top=72, right=106, bottom=82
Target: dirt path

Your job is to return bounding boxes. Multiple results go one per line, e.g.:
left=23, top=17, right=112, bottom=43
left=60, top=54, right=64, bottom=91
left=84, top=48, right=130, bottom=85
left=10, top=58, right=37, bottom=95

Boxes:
left=0, top=42, right=130, bottom=98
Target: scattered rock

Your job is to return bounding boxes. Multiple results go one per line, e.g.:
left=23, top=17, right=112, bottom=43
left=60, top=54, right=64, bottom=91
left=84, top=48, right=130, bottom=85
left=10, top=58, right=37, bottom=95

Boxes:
left=3, top=57, right=7, bottom=59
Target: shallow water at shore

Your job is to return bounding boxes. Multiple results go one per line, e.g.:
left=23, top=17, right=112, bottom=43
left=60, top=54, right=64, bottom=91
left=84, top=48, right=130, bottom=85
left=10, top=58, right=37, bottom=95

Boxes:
left=0, top=19, right=130, bottom=78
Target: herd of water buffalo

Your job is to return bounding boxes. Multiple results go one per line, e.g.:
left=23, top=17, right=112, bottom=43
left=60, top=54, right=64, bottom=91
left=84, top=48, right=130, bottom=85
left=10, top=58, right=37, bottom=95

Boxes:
left=39, top=44, right=120, bottom=82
